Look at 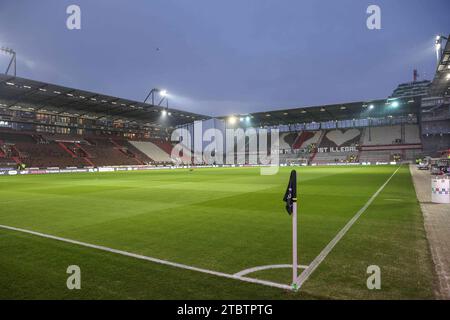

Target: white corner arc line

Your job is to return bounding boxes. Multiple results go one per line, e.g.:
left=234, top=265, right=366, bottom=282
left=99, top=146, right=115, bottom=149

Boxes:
left=234, top=264, right=309, bottom=277
left=295, top=166, right=401, bottom=289
left=0, top=224, right=292, bottom=291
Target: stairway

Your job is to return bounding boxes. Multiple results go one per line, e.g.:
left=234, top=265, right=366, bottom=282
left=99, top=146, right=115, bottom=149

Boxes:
left=111, top=139, right=146, bottom=164
left=58, top=142, right=77, bottom=157
left=293, top=131, right=314, bottom=149
left=309, top=131, right=326, bottom=163
left=75, top=143, right=92, bottom=158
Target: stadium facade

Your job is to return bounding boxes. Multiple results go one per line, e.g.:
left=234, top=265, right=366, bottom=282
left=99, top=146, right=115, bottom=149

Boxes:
left=0, top=36, right=449, bottom=171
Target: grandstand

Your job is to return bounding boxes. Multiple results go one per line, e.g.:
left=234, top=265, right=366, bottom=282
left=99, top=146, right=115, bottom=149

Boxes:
left=1, top=39, right=449, bottom=171
left=0, top=74, right=209, bottom=169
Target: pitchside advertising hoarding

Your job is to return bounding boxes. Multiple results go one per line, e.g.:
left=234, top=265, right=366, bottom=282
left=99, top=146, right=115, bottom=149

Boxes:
left=0, top=162, right=402, bottom=177
left=431, top=177, right=450, bottom=203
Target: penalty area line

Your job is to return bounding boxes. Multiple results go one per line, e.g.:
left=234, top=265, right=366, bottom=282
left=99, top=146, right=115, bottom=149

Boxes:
left=294, top=165, right=402, bottom=289
left=0, top=224, right=292, bottom=291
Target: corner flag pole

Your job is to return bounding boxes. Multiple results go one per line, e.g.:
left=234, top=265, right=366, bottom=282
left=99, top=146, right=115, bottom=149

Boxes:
left=283, top=169, right=299, bottom=289
left=292, top=199, right=298, bottom=285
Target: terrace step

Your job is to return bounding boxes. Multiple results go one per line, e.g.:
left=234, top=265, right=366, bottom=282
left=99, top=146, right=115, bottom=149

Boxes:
left=112, top=139, right=146, bottom=164
left=58, top=142, right=77, bottom=158
left=75, top=143, right=92, bottom=158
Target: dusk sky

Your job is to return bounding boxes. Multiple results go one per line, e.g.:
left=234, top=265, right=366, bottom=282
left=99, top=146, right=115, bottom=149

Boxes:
left=0, top=0, right=449, bottom=116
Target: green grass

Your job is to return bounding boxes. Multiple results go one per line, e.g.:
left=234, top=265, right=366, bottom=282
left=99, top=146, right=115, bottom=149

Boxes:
left=0, top=165, right=436, bottom=299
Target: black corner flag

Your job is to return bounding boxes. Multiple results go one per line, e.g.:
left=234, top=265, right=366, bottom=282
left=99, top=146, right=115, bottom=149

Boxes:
left=283, top=170, right=297, bottom=215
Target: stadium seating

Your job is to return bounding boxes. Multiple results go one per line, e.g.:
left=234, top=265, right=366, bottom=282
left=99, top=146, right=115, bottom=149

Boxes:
left=82, top=138, right=140, bottom=166
left=279, top=132, right=299, bottom=150
left=0, top=131, right=162, bottom=168
left=15, top=141, right=86, bottom=168
left=404, top=124, right=421, bottom=144
left=359, top=150, right=396, bottom=163
left=294, top=131, right=321, bottom=149
left=319, top=129, right=361, bottom=148
left=361, top=125, right=420, bottom=145
left=129, top=140, right=173, bottom=163
left=278, top=125, right=422, bottom=164
left=0, top=132, right=36, bottom=144
left=279, top=131, right=322, bottom=151
left=313, top=152, right=358, bottom=164
left=0, top=123, right=424, bottom=167
left=111, top=139, right=153, bottom=164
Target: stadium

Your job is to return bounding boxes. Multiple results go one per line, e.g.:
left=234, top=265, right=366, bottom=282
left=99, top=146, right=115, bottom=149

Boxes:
left=0, top=2, right=449, bottom=304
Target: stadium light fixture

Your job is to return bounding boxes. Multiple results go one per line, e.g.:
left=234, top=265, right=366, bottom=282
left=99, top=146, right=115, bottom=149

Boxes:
left=144, top=88, right=169, bottom=108
left=240, top=117, right=244, bottom=122
left=228, top=116, right=237, bottom=124
left=435, top=35, right=448, bottom=65
left=369, top=104, right=374, bottom=110
left=391, top=101, right=399, bottom=108
left=245, top=116, right=250, bottom=122
left=162, top=109, right=167, bottom=116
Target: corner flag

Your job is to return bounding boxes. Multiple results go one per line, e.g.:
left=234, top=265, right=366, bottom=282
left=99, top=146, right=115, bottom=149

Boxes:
left=283, top=170, right=299, bottom=288
left=283, top=170, right=297, bottom=215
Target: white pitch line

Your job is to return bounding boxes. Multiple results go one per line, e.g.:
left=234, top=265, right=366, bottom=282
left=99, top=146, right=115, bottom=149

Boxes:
left=0, top=224, right=292, bottom=291
left=234, top=264, right=309, bottom=277
left=294, top=166, right=401, bottom=289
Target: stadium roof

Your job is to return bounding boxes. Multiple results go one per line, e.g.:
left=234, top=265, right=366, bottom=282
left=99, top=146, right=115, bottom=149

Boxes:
left=0, top=74, right=423, bottom=129
left=219, top=97, right=422, bottom=127
left=429, top=34, right=450, bottom=97
left=0, top=74, right=209, bottom=127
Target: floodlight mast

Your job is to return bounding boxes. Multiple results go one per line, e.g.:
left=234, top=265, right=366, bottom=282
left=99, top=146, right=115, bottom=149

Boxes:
left=0, top=47, right=16, bottom=76
left=143, top=88, right=169, bottom=109
left=435, top=35, right=448, bottom=65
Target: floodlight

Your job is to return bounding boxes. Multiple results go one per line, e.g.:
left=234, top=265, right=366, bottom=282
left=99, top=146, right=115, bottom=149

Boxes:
left=245, top=116, right=250, bottom=122
left=240, top=117, right=244, bottom=122
left=391, top=101, right=399, bottom=108
left=228, top=116, right=237, bottom=124
left=369, top=104, right=374, bottom=110
left=160, top=90, right=168, bottom=97
left=162, top=109, right=167, bottom=116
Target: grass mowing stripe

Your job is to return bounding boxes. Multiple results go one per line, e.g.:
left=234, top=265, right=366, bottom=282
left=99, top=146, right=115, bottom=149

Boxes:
left=295, top=166, right=401, bottom=289
left=0, top=223, right=292, bottom=291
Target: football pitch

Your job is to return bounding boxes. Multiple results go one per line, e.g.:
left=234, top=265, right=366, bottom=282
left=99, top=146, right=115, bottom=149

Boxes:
left=0, top=165, right=436, bottom=299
